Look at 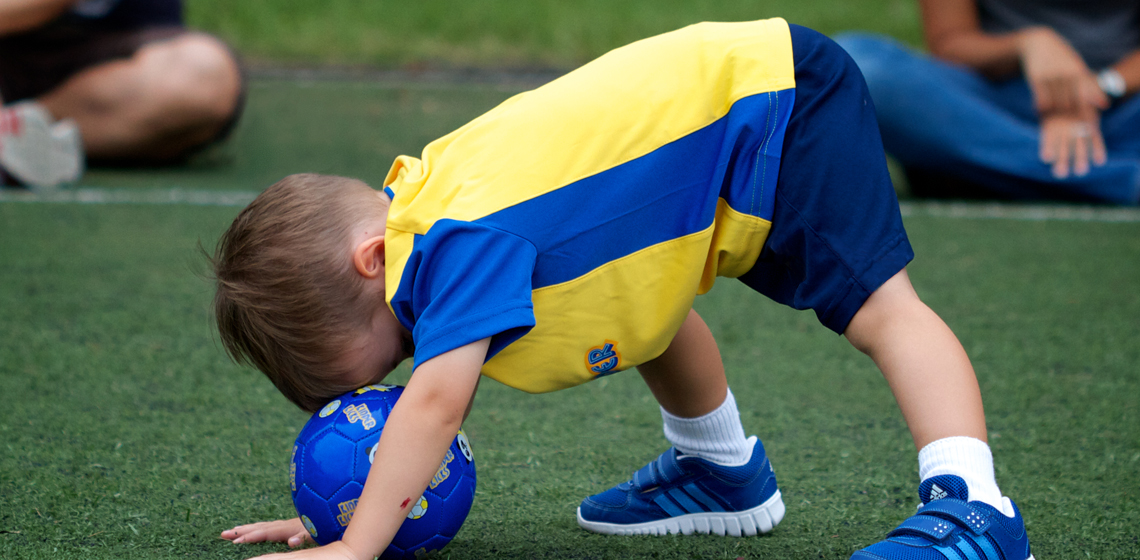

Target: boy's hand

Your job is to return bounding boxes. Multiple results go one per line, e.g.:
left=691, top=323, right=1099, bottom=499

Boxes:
left=224, top=340, right=488, bottom=560
left=242, top=540, right=363, bottom=560
left=220, top=518, right=312, bottom=548
left=335, top=338, right=489, bottom=558
left=221, top=519, right=364, bottom=560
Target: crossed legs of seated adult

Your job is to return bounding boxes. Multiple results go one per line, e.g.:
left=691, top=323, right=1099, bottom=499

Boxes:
left=837, top=33, right=1140, bottom=205
left=35, top=31, right=242, bottom=163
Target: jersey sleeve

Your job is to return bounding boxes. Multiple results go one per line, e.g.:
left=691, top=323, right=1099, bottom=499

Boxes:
left=388, top=219, right=538, bottom=370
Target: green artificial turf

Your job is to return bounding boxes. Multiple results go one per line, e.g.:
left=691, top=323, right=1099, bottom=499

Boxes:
left=2, top=79, right=1139, bottom=559
left=2, top=203, right=1138, bottom=560
left=184, top=0, right=923, bottom=69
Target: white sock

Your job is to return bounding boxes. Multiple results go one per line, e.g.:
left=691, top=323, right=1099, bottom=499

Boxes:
left=918, top=436, right=1007, bottom=513
left=661, top=387, right=753, bottom=466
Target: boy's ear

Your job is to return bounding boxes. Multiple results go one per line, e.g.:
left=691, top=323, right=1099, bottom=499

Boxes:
left=353, top=236, right=386, bottom=279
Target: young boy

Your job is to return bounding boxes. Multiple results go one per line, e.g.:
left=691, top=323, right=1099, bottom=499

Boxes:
left=214, top=19, right=1033, bottom=560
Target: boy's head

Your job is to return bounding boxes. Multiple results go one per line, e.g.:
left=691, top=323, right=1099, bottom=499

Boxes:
left=211, top=173, right=403, bottom=412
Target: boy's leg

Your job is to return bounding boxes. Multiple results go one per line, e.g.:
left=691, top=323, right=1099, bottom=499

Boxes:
left=576, top=309, right=784, bottom=536
left=741, top=26, right=1031, bottom=560
left=845, top=277, right=1032, bottom=560
left=637, top=309, right=728, bottom=419
left=844, top=268, right=1003, bottom=508
left=760, top=26, right=995, bottom=488
left=844, top=269, right=987, bottom=450
left=638, top=309, right=749, bottom=467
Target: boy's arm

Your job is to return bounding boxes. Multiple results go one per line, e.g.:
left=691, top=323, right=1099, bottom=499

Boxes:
left=243, top=337, right=489, bottom=560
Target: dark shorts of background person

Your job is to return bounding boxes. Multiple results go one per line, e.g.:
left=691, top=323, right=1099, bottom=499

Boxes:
left=738, top=24, right=914, bottom=335
left=0, top=5, right=245, bottom=158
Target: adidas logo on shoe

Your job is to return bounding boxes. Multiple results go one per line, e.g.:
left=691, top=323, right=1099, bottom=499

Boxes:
left=928, top=483, right=949, bottom=501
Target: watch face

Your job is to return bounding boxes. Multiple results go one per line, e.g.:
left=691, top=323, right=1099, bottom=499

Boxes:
left=1098, top=69, right=1126, bottom=98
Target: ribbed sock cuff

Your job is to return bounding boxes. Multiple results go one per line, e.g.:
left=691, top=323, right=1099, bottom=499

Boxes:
left=918, top=436, right=1004, bottom=510
left=661, top=387, right=753, bottom=466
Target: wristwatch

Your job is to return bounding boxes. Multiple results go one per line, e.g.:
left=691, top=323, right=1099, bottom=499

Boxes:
left=1097, top=68, right=1127, bottom=99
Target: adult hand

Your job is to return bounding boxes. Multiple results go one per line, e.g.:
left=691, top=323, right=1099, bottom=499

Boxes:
left=221, top=518, right=314, bottom=549
left=1017, top=27, right=1109, bottom=115
left=1039, top=113, right=1107, bottom=179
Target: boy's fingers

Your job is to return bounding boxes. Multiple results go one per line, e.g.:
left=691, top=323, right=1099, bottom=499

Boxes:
left=230, top=528, right=271, bottom=544
left=220, top=528, right=249, bottom=541
left=287, top=530, right=312, bottom=548
left=220, top=519, right=306, bottom=544
left=220, top=527, right=249, bottom=540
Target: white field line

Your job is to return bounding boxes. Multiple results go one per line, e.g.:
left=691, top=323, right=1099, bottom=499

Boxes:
left=2, top=186, right=1140, bottom=222
left=898, top=200, right=1140, bottom=222
left=0, top=187, right=259, bottom=207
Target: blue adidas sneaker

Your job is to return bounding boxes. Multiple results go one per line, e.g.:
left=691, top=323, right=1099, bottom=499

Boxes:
left=852, top=475, right=1034, bottom=560
left=576, top=436, right=784, bottom=536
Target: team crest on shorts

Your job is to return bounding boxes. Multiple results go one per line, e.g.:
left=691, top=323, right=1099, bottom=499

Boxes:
left=585, top=340, right=621, bottom=376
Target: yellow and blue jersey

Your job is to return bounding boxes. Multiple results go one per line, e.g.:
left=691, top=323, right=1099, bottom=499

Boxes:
left=383, top=19, right=797, bottom=393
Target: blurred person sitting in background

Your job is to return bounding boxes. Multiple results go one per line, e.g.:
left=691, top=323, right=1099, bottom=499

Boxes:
left=836, top=0, right=1140, bottom=205
left=0, top=0, right=244, bottom=189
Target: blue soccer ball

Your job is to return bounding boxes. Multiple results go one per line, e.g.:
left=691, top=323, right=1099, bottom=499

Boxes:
left=290, top=384, right=476, bottom=559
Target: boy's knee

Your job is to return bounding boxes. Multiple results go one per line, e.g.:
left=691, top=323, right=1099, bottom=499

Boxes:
left=843, top=269, right=923, bottom=353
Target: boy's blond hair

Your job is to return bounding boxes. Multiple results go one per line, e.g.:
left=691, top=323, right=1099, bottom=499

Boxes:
left=211, top=173, right=389, bottom=412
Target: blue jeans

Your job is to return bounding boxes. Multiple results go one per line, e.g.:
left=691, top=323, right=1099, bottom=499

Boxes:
left=835, top=32, right=1140, bottom=205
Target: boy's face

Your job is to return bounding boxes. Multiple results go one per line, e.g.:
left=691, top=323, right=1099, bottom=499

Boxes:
left=338, top=305, right=414, bottom=388
left=339, top=195, right=405, bottom=388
